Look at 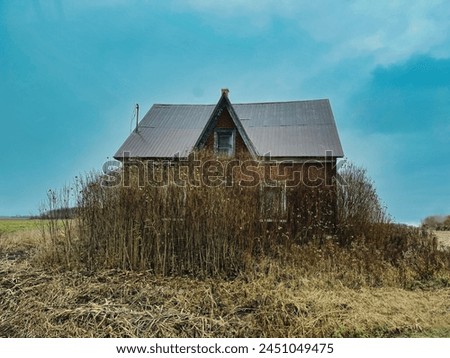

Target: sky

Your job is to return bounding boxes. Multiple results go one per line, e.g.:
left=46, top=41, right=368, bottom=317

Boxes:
left=0, top=0, right=449, bottom=225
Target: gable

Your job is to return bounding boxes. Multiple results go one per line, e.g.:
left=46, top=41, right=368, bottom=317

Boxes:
left=201, top=105, right=251, bottom=156
left=194, top=93, right=256, bottom=157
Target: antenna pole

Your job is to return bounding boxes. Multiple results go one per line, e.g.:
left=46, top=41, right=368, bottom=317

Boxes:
left=135, top=103, right=139, bottom=133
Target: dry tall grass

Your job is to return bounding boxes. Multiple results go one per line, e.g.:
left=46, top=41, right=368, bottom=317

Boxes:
left=38, top=158, right=450, bottom=288
left=1, top=253, right=449, bottom=338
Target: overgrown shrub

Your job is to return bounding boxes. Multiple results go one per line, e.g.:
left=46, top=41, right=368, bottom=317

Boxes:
left=421, top=215, right=450, bottom=231
left=336, top=161, right=388, bottom=244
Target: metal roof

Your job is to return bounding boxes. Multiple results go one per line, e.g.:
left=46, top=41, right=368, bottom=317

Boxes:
left=114, top=99, right=344, bottom=159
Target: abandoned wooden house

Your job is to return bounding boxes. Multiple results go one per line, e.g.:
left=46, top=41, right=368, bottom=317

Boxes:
left=114, top=89, right=344, bottom=227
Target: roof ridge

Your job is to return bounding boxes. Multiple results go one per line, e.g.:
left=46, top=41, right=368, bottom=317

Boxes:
left=154, top=99, right=329, bottom=107
left=234, top=99, right=329, bottom=105
left=153, top=103, right=215, bottom=107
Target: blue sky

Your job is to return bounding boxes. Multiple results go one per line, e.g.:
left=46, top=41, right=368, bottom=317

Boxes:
left=0, top=0, right=449, bottom=224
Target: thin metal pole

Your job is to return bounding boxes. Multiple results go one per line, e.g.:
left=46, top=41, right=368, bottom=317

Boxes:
left=135, top=103, right=139, bottom=133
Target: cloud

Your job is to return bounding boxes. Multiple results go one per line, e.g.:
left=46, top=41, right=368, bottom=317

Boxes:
left=350, top=55, right=450, bottom=134
left=311, top=0, right=450, bottom=64
left=178, top=0, right=450, bottom=65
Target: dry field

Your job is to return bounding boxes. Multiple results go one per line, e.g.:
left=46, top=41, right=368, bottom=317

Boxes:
left=435, top=231, right=450, bottom=250
left=1, top=221, right=449, bottom=338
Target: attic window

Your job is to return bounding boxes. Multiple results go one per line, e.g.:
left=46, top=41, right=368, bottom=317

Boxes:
left=214, top=129, right=235, bottom=156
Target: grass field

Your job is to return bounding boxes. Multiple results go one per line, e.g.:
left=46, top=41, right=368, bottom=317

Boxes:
left=0, top=220, right=449, bottom=338
left=0, top=218, right=43, bottom=235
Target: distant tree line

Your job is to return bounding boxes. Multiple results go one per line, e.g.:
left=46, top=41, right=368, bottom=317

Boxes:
left=38, top=207, right=77, bottom=220
left=421, top=215, right=450, bottom=231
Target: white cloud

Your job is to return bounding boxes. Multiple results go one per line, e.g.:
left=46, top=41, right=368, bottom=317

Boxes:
left=30, top=1, right=450, bottom=68
left=336, top=0, right=450, bottom=65
left=177, top=0, right=450, bottom=66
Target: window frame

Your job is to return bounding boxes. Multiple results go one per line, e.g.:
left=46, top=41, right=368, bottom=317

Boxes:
left=260, top=181, right=287, bottom=222
left=214, top=128, right=236, bottom=157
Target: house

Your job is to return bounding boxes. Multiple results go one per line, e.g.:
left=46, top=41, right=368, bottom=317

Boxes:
left=113, top=89, right=344, bottom=227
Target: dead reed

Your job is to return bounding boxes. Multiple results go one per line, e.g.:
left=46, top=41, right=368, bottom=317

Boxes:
left=37, top=157, right=450, bottom=287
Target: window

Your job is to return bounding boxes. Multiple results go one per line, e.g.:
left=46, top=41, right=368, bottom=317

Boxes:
left=214, top=129, right=235, bottom=156
left=260, top=183, right=287, bottom=221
